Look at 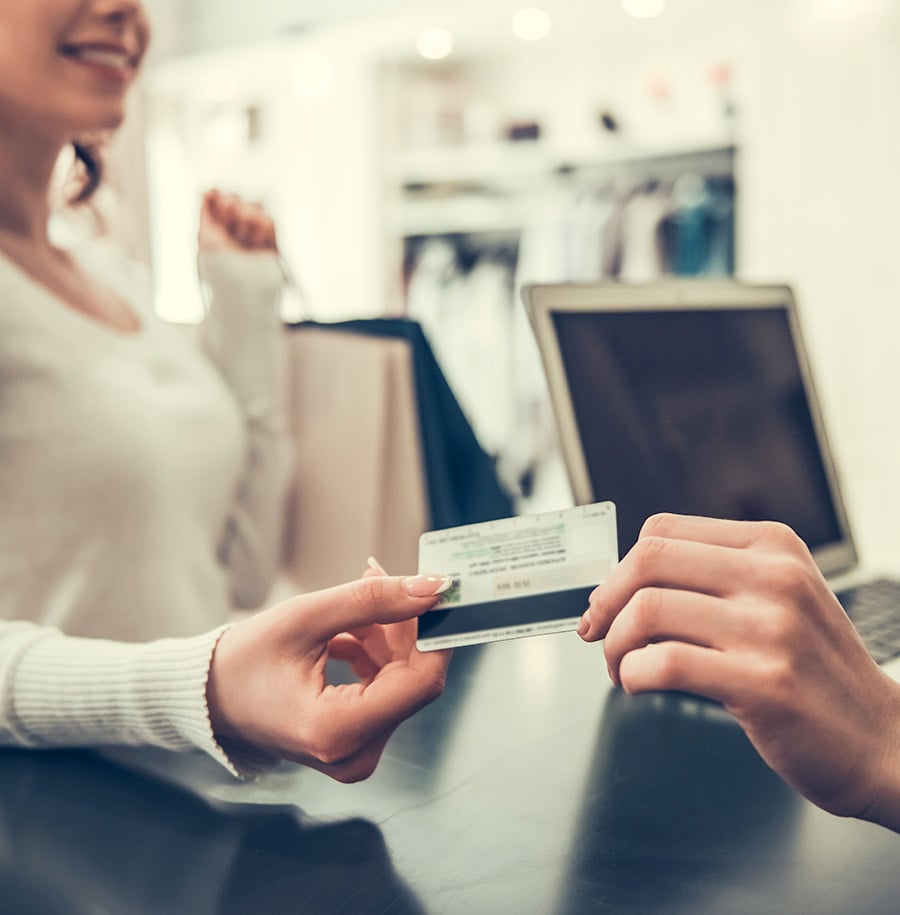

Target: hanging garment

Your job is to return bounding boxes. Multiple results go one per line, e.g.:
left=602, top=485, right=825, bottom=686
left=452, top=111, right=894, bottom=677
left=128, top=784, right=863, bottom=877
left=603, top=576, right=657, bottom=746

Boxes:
left=618, top=187, right=673, bottom=282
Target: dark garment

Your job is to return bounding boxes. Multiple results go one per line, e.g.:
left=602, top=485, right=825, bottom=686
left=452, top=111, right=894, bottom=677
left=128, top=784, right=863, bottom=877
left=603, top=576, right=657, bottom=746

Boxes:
left=287, top=318, right=514, bottom=531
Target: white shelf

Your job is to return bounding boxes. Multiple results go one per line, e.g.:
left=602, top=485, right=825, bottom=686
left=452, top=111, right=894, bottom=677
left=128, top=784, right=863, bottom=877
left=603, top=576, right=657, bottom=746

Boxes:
left=389, top=142, right=737, bottom=239
left=391, top=142, right=558, bottom=189
left=391, top=141, right=737, bottom=190
left=390, top=196, right=534, bottom=238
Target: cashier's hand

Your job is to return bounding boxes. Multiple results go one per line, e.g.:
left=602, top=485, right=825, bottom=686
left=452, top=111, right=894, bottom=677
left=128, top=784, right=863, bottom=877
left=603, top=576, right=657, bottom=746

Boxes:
left=579, top=513, right=900, bottom=830
left=198, top=188, right=278, bottom=253
left=206, top=565, right=452, bottom=782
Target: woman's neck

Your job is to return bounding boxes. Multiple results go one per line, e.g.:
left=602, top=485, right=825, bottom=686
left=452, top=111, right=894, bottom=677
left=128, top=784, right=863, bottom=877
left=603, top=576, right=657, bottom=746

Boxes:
left=0, top=127, right=64, bottom=247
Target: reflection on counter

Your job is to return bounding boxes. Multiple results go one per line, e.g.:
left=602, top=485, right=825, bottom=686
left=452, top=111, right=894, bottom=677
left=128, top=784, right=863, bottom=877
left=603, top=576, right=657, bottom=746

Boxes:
left=0, top=748, right=425, bottom=915
left=556, top=689, right=801, bottom=914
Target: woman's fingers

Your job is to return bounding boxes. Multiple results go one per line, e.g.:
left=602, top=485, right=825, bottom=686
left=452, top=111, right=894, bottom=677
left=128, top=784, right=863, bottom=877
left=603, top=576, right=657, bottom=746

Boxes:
left=200, top=189, right=277, bottom=252
left=274, top=575, right=450, bottom=647
left=297, top=729, right=395, bottom=784
left=331, top=648, right=451, bottom=747
left=342, top=623, right=395, bottom=668
left=327, top=634, right=382, bottom=683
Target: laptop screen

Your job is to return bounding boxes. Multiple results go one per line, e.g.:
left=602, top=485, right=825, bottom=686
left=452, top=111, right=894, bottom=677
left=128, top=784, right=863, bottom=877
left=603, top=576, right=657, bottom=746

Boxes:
left=524, top=283, right=856, bottom=575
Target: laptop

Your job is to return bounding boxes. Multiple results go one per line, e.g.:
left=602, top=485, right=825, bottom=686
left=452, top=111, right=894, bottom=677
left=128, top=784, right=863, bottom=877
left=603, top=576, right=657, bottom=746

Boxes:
left=522, top=279, right=900, bottom=676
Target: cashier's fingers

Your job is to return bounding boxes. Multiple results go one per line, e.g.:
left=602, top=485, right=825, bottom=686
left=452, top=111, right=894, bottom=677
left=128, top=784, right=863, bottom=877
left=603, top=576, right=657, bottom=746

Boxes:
left=602, top=588, right=738, bottom=686
left=617, top=641, right=735, bottom=704
left=581, top=538, right=754, bottom=642
left=581, top=518, right=816, bottom=642
left=636, top=513, right=782, bottom=551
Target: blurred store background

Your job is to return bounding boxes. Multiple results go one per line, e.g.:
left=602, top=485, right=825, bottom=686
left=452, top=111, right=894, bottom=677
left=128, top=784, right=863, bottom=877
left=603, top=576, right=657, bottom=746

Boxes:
left=98, top=0, right=899, bottom=566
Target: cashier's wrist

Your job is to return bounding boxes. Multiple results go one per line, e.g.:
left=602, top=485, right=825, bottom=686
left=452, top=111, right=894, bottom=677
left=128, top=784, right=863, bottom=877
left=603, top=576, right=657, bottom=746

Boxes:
left=857, top=696, right=900, bottom=831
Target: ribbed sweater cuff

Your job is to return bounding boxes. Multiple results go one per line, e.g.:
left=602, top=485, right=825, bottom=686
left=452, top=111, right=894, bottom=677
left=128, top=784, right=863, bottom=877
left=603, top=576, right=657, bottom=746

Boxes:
left=4, top=625, right=273, bottom=779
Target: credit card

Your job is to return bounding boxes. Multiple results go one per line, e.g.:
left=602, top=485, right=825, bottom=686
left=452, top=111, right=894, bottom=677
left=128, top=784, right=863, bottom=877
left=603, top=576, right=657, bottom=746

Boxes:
left=416, top=501, right=617, bottom=651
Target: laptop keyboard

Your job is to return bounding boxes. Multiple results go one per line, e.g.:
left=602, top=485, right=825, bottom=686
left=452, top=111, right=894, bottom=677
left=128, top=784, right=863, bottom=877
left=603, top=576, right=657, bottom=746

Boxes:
left=835, top=578, right=900, bottom=664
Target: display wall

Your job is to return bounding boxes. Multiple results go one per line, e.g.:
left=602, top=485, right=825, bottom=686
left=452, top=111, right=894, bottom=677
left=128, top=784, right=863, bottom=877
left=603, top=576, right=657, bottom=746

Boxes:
left=130, top=0, right=900, bottom=555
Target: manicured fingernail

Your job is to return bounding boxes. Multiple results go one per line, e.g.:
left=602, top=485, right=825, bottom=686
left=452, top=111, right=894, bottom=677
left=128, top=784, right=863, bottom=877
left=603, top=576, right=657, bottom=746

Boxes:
left=577, top=611, right=591, bottom=637
left=403, top=575, right=452, bottom=597
left=367, top=555, right=387, bottom=575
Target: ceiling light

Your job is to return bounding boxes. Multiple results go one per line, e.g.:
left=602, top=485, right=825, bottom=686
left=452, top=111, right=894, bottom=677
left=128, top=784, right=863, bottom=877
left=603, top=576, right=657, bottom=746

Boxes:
left=512, top=8, right=553, bottom=41
left=622, top=0, right=666, bottom=19
left=416, top=27, right=454, bottom=60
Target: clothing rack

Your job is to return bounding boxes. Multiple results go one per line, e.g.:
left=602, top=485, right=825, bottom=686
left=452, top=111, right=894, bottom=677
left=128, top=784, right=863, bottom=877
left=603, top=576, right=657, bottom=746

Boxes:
left=396, top=144, right=737, bottom=246
left=549, top=144, right=736, bottom=189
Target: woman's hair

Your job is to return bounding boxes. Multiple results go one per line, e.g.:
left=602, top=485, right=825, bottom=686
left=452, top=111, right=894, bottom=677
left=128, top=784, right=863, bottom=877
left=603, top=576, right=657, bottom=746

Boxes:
left=69, top=141, right=103, bottom=205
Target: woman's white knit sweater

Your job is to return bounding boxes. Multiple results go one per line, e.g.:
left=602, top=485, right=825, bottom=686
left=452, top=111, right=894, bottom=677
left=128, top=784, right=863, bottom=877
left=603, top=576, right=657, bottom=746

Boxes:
left=0, top=242, right=291, bottom=776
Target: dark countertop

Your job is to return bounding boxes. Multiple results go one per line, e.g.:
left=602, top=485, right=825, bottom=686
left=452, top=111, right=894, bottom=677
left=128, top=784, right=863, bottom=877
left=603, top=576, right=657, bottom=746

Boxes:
left=3, top=632, right=898, bottom=914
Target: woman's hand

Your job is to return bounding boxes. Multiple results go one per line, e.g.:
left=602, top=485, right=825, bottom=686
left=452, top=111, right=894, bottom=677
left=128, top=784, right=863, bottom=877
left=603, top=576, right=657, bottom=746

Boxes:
left=198, top=189, right=277, bottom=254
left=579, top=512, right=900, bottom=828
left=206, top=568, right=452, bottom=783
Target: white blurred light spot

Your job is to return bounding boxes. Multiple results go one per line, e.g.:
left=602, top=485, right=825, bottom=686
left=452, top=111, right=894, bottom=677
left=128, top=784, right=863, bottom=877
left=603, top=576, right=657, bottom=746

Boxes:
left=516, top=637, right=558, bottom=696
left=512, top=7, right=553, bottom=41
left=416, top=27, right=454, bottom=60
left=809, top=0, right=889, bottom=23
left=622, top=0, right=666, bottom=19
left=289, top=51, right=336, bottom=101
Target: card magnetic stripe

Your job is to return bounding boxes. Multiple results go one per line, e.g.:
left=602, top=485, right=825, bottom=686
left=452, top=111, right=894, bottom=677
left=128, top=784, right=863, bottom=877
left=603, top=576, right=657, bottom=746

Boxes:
left=417, top=585, right=595, bottom=642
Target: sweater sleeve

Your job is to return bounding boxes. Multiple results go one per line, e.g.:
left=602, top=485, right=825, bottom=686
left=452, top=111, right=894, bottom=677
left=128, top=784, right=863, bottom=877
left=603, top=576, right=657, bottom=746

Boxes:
left=198, top=250, right=294, bottom=610
left=0, top=620, right=273, bottom=779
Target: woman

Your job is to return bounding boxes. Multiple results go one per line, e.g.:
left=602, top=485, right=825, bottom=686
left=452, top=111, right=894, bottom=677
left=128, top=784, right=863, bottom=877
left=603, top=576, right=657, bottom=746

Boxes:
left=0, top=0, right=452, bottom=782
